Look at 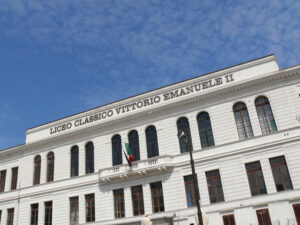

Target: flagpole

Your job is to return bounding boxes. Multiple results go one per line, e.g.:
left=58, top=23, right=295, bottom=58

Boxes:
left=178, top=131, right=203, bottom=225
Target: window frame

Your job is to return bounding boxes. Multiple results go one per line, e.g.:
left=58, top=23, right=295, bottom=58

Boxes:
left=256, top=208, right=272, bottom=225
left=128, top=130, right=141, bottom=161
left=30, top=203, right=39, bottom=225
left=131, top=185, right=144, bottom=216
left=184, top=175, right=196, bottom=207
left=114, top=188, right=125, bottom=218
left=150, top=181, right=165, bottom=213
left=146, top=126, right=159, bottom=158
left=44, top=201, right=53, bottom=225
left=11, top=167, right=18, bottom=190
left=112, top=135, right=122, bottom=166
left=85, top=142, right=94, bottom=174
left=0, top=170, right=6, bottom=192
left=70, top=146, right=79, bottom=177
left=205, top=169, right=225, bottom=203
left=233, top=102, right=254, bottom=139
left=70, top=196, right=79, bottom=225
left=85, top=193, right=95, bottom=222
left=7, top=208, right=14, bottom=225
left=222, top=214, right=236, bottom=225
left=47, top=152, right=55, bottom=183
left=245, top=161, right=267, bottom=196
left=177, top=117, right=193, bottom=153
left=197, top=112, right=215, bottom=148
left=33, top=155, right=41, bottom=185
left=293, top=203, right=300, bottom=225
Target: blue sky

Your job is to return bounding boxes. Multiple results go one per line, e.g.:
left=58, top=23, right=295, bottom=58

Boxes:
left=0, top=0, right=299, bottom=150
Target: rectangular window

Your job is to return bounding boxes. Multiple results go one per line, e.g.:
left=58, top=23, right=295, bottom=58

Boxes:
left=269, top=156, right=293, bottom=191
left=11, top=167, right=18, bottom=190
left=131, top=185, right=144, bottom=216
left=31, top=203, right=39, bottom=225
left=223, top=214, right=236, bottom=225
left=184, top=175, right=196, bottom=207
left=0, top=170, right=7, bottom=192
left=70, top=197, right=79, bottom=225
left=245, top=161, right=267, bottom=196
left=150, top=181, right=165, bottom=213
left=7, top=208, right=14, bottom=225
left=293, top=203, right=300, bottom=225
left=114, top=189, right=125, bottom=218
left=85, top=194, right=95, bottom=222
left=256, top=209, right=272, bottom=225
left=44, top=201, right=52, bottom=225
left=206, top=170, right=224, bottom=203
left=0, top=210, right=2, bottom=223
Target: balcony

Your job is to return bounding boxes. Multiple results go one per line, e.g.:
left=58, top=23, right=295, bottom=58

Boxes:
left=99, top=155, right=174, bottom=184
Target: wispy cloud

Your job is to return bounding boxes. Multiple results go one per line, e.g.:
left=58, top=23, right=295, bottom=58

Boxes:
left=0, top=0, right=299, bottom=109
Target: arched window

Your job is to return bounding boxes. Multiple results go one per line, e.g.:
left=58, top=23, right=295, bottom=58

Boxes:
left=128, top=130, right=140, bottom=161
left=33, top=155, right=41, bottom=185
left=85, top=142, right=94, bottom=174
left=112, top=135, right=122, bottom=166
left=146, top=126, right=159, bottom=158
left=233, top=102, right=254, bottom=139
left=47, top=152, right=54, bottom=182
left=197, top=112, right=215, bottom=148
left=71, top=145, right=79, bottom=177
left=255, top=96, right=277, bottom=134
left=177, top=117, right=193, bottom=153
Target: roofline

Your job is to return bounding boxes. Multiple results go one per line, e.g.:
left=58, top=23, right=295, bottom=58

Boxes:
left=0, top=143, right=25, bottom=152
left=28, top=54, right=275, bottom=131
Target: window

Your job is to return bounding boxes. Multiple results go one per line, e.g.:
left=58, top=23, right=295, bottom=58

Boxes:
left=131, top=185, right=144, bottom=216
left=85, top=194, right=95, bottom=222
left=11, top=167, right=18, bottom=190
left=206, top=170, right=224, bottom=203
left=47, top=152, right=55, bottom=182
left=85, top=142, right=94, bottom=174
left=233, top=102, right=254, bottom=139
left=184, top=175, right=196, bottom=207
left=114, top=189, right=125, bottom=218
left=0, top=210, right=1, bottom=223
left=112, top=135, right=122, bottom=166
left=31, top=203, right=39, bottom=225
left=293, top=203, right=300, bottom=225
left=150, top=181, right=164, bottom=213
left=269, top=156, right=293, bottom=191
left=256, top=209, right=272, bottom=225
left=255, top=96, right=277, bottom=134
left=146, top=126, right=159, bottom=158
left=223, top=214, right=236, bottom=225
left=71, top=146, right=79, bottom=177
left=197, top=112, right=215, bottom=148
left=0, top=170, right=6, bottom=192
left=245, top=161, right=267, bottom=196
left=7, top=208, right=14, bottom=225
left=177, top=117, right=193, bottom=153
left=70, top=197, right=79, bottom=225
left=128, top=130, right=140, bottom=161
left=34, top=155, right=41, bottom=185
left=45, top=201, right=52, bottom=225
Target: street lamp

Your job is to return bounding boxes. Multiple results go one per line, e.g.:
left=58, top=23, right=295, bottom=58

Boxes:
left=178, top=130, right=204, bottom=225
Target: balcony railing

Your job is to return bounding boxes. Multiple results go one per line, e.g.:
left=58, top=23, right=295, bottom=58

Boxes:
left=99, top=155, right=174, bottom=183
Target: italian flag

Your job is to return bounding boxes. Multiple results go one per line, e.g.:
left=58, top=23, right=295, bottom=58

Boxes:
left=124, top=143, right=134, bottom=162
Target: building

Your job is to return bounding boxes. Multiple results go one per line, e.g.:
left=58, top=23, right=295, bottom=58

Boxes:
left=0, top=55, right=300, bottom=225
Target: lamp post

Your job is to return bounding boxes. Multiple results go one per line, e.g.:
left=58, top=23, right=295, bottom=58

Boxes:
left=178, top=131, right=203, bottom=225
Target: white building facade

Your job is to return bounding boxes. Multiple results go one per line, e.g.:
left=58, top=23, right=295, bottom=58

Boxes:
left=0, top=55, right=300, bottom=225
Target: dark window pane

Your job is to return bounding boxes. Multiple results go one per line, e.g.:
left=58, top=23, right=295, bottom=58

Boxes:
left=34, top=155, right=41, bottom=185
left=150, top=181, right=164, bottom=213
left=0, top=170, right=6, bottom=192
left=11, top=167, right=18, bottom=190
left=246, top=161, right=267, bottom=196
left=71, top=146, right=79, bottom=177
left=44, top=201, right=52, bottom=225
left=269, top=156, right=293, bottom=192
left=184, top=175, right=196, bottom=207
left=197, top=112, right=215, bottom=148
left=114, top=189, right=125, bottom=218
left=233, top=102, right=254, bottom=139
left=31, top=204, right=39, bottom=225
left=70, top=197, right=79, bottom=225
left=256, top=209, right=272, bottom=225
left=128, top=130, right=140, bottom=161
left=177, top=117, right=193, bottom=153
left=47, top=152, right=55, bottom=182
left=85, top=194, right=95, bottom=222
left=206, top=170, right=224, bottom=203
left=85, top=142, right=94, bottom=174
left=112, top=135, right=122, bottom=166
left=293, top=204, right=300, bottom=225
left=131, top=185, right=144, bottom=216
left=7, top=208, right=14, bottom=225
left=223, top=214, right=236, bottom=225
left=255, top=97, right=277, bottom=134
left=146, top=126, right=159, bottom=158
